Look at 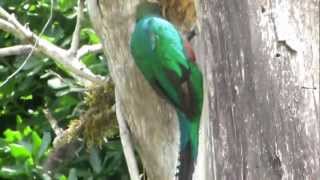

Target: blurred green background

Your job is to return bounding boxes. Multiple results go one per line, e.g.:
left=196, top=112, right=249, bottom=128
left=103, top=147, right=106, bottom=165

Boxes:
left=0, top=0, right=129, bottom=179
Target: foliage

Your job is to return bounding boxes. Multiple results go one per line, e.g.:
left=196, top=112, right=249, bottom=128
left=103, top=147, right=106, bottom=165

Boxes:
left=0, top=0, right=128, bottom=179
left=0, top=118, right=51, bottom=179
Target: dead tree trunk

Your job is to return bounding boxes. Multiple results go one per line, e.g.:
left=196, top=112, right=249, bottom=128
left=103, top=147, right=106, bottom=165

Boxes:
left=87, top=0, right=319, bottom=179
left=196, top=0, right=320, bottom=179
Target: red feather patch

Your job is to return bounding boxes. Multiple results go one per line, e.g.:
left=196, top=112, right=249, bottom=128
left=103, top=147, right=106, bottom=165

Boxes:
left=184, top=41, right=196, bottom=63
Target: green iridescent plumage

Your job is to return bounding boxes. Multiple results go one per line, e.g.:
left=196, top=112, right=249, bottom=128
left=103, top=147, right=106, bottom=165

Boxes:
left=130, top=2, right=203, bottom=179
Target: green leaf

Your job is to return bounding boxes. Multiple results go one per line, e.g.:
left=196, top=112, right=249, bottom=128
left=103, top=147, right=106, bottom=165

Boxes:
left=0, top=65, right=8, bottom=74
left=54, top=95, right=79, bottom=113
left=89, top=147, right=102, bottom=174
left=23, top=126, right=32, bottom=136
left=4, top=129, right=22, bottom=143
left=36, top=132, right=51, bottom=160
left=0, top=166, right=23, bottom=177
left=38, top=34, right=55, bottom=43
left=9, top=144, right=31, bottom=159
left=25, top=157, right=34, bottom=167
left=81, top=28, right=100, bottom=44
left=20, top=57, right=42, bottom=71
left=16, top=115, right=23, bottom=125
left=20, top=94, right=33, bottom=100
left=59, top=175, right=67, bottom=180
left=58, top=0, right=77, bottom=12
left=68, top=168, right=77, bottom=180
left=32, top=131, right=42, bottom=156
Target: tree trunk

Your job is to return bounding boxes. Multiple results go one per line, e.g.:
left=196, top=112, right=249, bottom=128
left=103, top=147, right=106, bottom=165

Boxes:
left=195, top=0, right=320, bottom=179
left=87, top=1, right=180, bottom=180
left=87, top=0, right=319, bottom=179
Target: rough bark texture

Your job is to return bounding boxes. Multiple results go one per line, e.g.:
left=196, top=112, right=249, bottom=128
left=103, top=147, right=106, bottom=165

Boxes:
left=87, top=1, right=180, bottom=180
left=88, top=0, right=319, bottom=179
left=195, top=0, right=320, bottom=179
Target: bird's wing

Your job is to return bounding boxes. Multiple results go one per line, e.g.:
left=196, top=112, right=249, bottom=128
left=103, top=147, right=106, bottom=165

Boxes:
left=146, top=18, right=190, bottom=78
left=145, top=17, right=194, bottom=111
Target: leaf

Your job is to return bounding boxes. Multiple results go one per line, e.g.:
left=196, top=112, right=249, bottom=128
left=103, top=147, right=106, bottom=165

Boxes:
left=68, top=168, right=77, bottom=180
left=58, top=175, right=67, bottom=180
left=16, top=56, right=42, bottom=71
left=0, top=65, right=8, bottom=74
left=89, top=147, right=102, bottom=174
left=20, top=94, right=33, bottom=100
left=0, top=166, right=23, bottom=177
left=16, top=115, right=23, bottom=125
left=23, top=126, right=32, bottom=136
left=31, top=131, right=42, bottom=156
left=58, top=0, right=77, bottom=12
left=36, top=132, right=51, bottom=160
left=25, top=157, right=34, bottom=167
left=4, top=129, right=22, bottom=143
left=9, top=144, right=31, bottom=159
left=81, top=28, right=101, bottom=44
left=54, top=95, right=79, bottom=113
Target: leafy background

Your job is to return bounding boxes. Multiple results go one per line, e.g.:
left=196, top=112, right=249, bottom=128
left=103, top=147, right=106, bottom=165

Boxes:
left=0, top=0, right=129, bottom=179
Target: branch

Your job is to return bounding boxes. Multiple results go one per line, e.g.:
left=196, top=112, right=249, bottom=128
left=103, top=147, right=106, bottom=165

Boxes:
left=76, top=44, right=103, bottom=59
left=43, top=109, right=63, bottom=136
left=69, top=0, right=84, bottom=55
left=116, top=94, right=140, bottom=180
left=0, top=18, right=22, bottom=39
left=0, top=6, right=106, bottom=86
left=0, top=8, right=32, bottom=38
left=0, top=45, right=34, bottom=57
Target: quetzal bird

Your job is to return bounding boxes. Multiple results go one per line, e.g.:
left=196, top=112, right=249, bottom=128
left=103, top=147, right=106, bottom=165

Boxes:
left=130, top=2, right=203, bottom=180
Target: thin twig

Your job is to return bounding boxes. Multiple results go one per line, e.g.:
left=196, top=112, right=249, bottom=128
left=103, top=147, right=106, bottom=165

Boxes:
left=43, top=109, right=63, bottom=135
left=69, top=0, right=85, bottom=55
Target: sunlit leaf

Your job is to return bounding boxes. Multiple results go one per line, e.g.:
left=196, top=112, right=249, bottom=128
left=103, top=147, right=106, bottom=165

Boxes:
left=4, top=129, right=22, bottom=143
left=32, top=131, right=42, bottom=156
left=9, top=144, right=31, bottom=159
left=25, top=157, right=34, bottom=167
left=23, top=126, right=32, bottom=137
left=81, top=28, right=101, bottom=44
left=59, top=175, right=67, bottom=180
left=20, top=95, right=33, bottom=100
left=58, top=0, right=77, bottom=12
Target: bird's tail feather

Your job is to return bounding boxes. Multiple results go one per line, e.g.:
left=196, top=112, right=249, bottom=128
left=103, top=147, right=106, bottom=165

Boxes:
left=177, top=111, right=195, bottom=180
left=178, top=141, right=194, bottom=180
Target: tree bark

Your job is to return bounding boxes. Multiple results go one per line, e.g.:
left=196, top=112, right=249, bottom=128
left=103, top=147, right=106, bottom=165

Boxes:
left=87, top=1, right=180, bottom=180
left=195, top=0, right=320, bottom=179
left=88, top=0, right=319, bottom=179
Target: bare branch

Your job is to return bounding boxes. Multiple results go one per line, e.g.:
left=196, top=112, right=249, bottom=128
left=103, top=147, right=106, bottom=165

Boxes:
left=76, top=44, right=103, bottom=59
left=0, top=6, right=106, bottom=86
left=0, top=45, right=34, bottom=57
left=0, top=18, right=23, bottom=39
left=69, top=0, right=85, bottom=55
left=116, top=94, right=140, bottom=180
left=0, top=6, right=11, bottom=18
left=43, top=109, right=64, bottom=136
left=0, top=7, right=32, bottom=38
